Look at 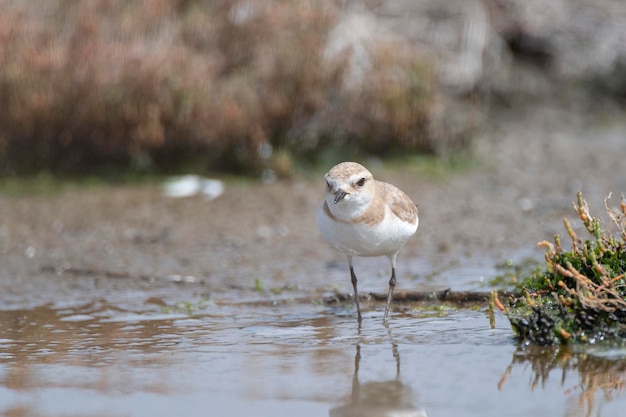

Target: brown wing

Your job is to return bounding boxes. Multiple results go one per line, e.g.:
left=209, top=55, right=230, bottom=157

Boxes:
left=376, top=181, right=418, bottom=225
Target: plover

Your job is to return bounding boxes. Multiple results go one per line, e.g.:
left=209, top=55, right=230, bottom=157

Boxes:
left=317, top=162, right=419, bottom=321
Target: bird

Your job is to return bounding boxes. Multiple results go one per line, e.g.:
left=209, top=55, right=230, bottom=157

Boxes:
left=317, top=161, right=419, bottom=321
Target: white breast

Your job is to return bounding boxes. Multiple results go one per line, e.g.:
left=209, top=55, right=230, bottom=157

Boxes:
left=317, top=203, right=418, bottom=257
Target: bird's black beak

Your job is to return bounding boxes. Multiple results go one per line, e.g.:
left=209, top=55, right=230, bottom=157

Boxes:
left=334, top=189, right=347, bottom=204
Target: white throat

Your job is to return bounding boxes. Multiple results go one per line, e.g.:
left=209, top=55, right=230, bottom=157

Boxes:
left=325, top=190, right=372, bottom=222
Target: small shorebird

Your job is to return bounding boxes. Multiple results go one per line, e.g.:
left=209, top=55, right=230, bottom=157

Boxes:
left=317, top=162, right=419, bottom=321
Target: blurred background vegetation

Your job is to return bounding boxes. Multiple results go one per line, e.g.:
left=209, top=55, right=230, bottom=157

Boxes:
left=0, top=0, right=624, bottom=177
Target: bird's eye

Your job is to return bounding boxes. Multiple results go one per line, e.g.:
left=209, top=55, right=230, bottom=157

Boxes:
left=356, top=177, right=366, bottom=187
left=326, top=180, right=332, bottom=190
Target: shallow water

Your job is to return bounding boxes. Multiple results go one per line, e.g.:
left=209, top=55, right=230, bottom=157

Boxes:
left=1, top=295, right=625, bottom=417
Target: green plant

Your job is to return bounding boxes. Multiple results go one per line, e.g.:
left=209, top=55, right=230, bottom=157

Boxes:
left=504, top=192, right=626, bottom=345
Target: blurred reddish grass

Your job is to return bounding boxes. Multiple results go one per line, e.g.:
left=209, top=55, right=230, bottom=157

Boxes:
left=0, top=0, right=457, bottom=175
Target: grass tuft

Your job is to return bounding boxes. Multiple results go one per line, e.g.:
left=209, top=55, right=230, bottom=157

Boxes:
left=503, top=192, right=626, bottom=345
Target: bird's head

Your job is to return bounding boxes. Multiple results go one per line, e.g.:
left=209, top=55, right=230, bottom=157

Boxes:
left=324, top=162, right=375, bottom=213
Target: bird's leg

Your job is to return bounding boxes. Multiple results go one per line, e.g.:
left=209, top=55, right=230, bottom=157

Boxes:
left=384, top=268, right=396, bottom=321
left=350, top=267, right=363, bottom=321
left=384, top=253, right=398, bottom=321
left=348, top=256, right=362, bottom=321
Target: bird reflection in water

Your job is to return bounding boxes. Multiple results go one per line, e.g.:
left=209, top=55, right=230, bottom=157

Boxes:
left=329, top=325, right=427, bottom=417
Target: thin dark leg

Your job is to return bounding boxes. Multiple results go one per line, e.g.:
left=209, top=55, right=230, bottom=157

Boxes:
left=384, top=267, right=396, bottom=321
left=350, top=265, right=362, bottom=321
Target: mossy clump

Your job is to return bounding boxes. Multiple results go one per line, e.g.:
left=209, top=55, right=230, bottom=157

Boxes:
left=504, top=192, right=626, bottom=345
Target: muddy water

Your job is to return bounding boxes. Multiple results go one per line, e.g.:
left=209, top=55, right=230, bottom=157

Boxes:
left=0, top=293, right=625, bottom=417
